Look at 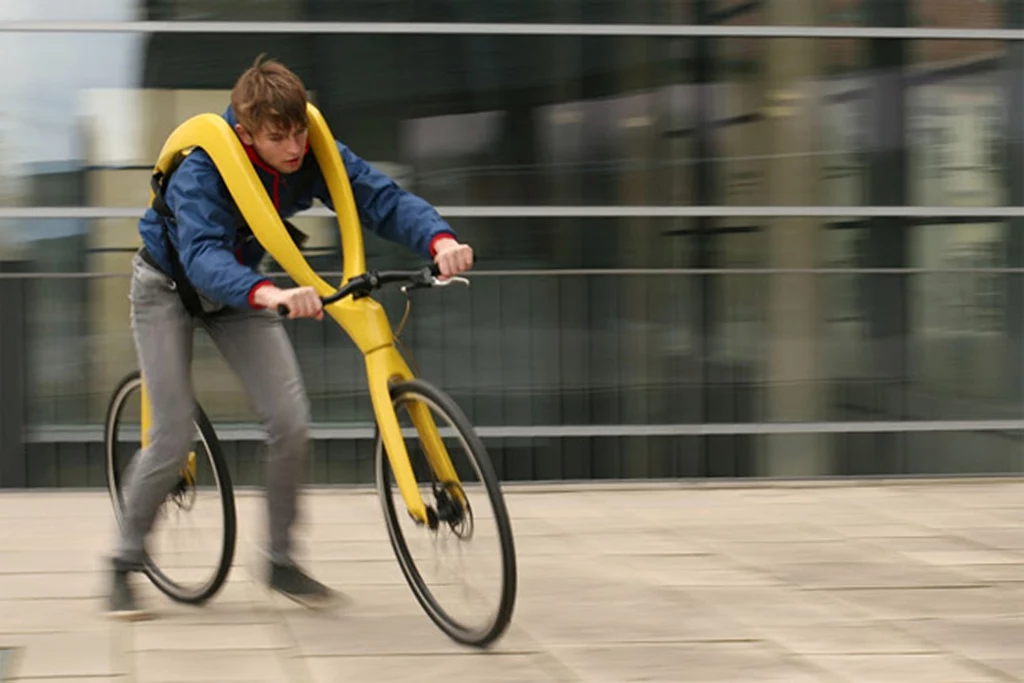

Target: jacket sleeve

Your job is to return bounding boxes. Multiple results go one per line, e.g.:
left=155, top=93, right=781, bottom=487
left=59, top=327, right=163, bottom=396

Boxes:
left=164, top=152, right=271, bottom=309
left=314, top=141, right=456, bottom=258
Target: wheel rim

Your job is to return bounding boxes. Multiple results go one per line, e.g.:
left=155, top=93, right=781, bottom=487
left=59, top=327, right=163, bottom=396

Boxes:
left=105, top=375, right=231, bottom=601
left=375, top=389, right=513, bottom=645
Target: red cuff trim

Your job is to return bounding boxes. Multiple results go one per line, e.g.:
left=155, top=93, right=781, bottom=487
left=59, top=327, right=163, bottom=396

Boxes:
left=248, top=280, right=275, bottom=309
left=429, top=232, right=456, bottom=257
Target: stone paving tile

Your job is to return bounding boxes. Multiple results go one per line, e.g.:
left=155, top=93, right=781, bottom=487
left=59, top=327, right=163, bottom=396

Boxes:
left=284, top=611, right=540, bottom=657
left=759, top=560, right=983, bottom=590
left=824, top=586, right=1023, bottom=620
left=132, top=622, right=287, bottom=652
left=133, top=650, right=294, bottom=683
left=0, top=598, right=105, bottom=634
left=0, top=630, right=130, bottom=679
left=707, top=539, right=902, bottom=566
left=895, top=617, right=1024, bottom=661
left=985, top=658, right=1024, bottom=680
left=515, top=595, right=756, bottom=647
left=7, top=678, right=126, bottom=682
left=0, top=482, right=1021, bottom=683
left=304, top=652, right=568, bottom=683
left=755, top=622, right=941, bottom=656
left=549, top=642, right=826, bottom=682
left=0, top=549, right=109, bottom=573
left=950, top=527, right=1024, bottom=550
left=895, top=549, right=1022, bottom=566
left=681, top=586, right=875, bottom=627
left=795, top=653, right=1002, bottom=682
left=612, top=553, right=781, bottom=587
left=956, top=563, right=1024, bottom=583
left=831, top=524, right=943, bottom=539
left=0, top=572, right=104, bottom=600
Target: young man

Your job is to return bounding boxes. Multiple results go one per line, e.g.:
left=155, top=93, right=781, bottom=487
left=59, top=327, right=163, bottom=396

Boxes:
left=107, top=56, right=473, bottom=619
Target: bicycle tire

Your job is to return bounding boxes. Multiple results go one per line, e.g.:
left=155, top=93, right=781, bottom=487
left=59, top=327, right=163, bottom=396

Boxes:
left=104, top=370, right=237, bottom=605
left=375, top=379, right=517, bottom=648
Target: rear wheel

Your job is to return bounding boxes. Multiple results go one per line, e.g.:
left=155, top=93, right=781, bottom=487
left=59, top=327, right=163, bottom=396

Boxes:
left=104, top=370, right=236, bottom=604
left=376, top=379, right=517, bottom=648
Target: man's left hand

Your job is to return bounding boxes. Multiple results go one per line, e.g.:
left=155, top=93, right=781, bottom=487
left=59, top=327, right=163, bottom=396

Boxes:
left=433, top=237, right=474, bottom=278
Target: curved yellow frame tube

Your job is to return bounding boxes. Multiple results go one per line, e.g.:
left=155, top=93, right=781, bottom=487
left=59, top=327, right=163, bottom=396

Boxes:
left=137, top=103, right=461, bottom=524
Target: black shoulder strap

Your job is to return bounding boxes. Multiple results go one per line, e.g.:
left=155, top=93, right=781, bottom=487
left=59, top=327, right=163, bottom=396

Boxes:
left=149, top=149, right=204, bottom=318
left=147, top=147, right=310, bottom=317
left=150, top=149, right=190, bottom=218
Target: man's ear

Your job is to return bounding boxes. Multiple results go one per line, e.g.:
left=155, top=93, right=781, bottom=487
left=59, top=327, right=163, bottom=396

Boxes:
left=234, top=123, right=254, bottom=146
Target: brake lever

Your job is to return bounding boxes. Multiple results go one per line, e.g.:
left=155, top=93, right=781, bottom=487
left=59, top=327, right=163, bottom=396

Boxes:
left=400, top=276, right=470, bottom=295
left=432, top=276, right=470, bottom=288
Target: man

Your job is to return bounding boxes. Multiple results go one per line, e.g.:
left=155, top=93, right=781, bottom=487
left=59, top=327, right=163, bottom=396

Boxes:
left=107, top=55, right=473, bottom=619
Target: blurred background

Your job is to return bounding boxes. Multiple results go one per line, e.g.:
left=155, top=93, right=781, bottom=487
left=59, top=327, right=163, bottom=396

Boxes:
left=0, top=0, right=1022, bottom=488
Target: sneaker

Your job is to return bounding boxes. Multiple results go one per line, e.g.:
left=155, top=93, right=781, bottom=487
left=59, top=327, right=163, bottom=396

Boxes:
left=105, top=563, right=149, bottom=621
left=268, top=562, right=337, bottom=608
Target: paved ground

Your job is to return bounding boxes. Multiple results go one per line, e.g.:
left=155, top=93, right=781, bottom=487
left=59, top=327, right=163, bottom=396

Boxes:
left=0, top=479, right=1021, bottom=682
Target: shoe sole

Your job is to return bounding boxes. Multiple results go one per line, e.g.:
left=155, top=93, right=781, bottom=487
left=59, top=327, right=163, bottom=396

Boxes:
left=104, top=608, right=152, bottom=622
left=268, top=583, right=346, bottom=611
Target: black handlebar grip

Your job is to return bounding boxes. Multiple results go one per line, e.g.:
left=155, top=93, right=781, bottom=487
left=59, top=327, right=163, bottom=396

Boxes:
left=277, top=304, right=289, bottom=316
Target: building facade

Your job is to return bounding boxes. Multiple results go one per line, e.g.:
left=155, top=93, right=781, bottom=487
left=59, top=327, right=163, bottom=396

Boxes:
left=0, top=0, right=1022, bottom=487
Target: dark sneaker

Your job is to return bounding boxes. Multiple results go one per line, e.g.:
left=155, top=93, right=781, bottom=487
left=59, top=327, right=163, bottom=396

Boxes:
left=268, top=562, right=338, bottom=608
left=105, top=564, right=149, bottom=621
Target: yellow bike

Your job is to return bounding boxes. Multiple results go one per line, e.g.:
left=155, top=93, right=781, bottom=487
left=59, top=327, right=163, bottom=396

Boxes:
left=104, top=104, right=517, bottom=647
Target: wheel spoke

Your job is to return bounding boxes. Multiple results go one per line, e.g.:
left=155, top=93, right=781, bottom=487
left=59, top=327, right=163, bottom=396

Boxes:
left=104, top=372, right=236, bottom=605
left=375, top=380, right=517, bottom=648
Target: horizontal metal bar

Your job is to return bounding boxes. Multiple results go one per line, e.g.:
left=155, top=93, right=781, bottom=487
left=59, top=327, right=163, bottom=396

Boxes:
left=3, top=267, right=1024, bottom=280
left=1, top=206, right=1023, bottom=220
left=4, top=267, right=1024, bottom=281
left=460, top=267, right=1024, bottom=275
left=0, top=21, right=1021, bottom=40
left=25, top=419, right=1024, bottom=444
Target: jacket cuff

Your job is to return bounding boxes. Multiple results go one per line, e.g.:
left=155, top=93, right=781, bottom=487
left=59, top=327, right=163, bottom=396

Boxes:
left=429, top=232, right=457, bottom=258
left=247, top=280, right=275, bottom=309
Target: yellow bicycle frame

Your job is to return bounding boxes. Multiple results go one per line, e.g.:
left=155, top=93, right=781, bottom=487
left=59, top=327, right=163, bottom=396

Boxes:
left=139, top=103, right=459, bottom=524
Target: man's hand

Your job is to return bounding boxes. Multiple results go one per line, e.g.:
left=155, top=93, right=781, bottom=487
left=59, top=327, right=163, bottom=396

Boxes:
left=433, top=237, right=474, bottom=278
left=254, top=285, right=323, bottom=320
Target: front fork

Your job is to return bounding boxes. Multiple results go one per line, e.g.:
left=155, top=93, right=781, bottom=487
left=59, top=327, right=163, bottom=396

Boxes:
left=366, top=347, right=463, bottom=527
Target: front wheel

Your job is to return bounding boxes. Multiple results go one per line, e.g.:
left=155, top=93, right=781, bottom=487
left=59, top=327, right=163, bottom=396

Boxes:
left=104, top=370, right=236, bottom=605
left=376, top=379, right=517, bottom=648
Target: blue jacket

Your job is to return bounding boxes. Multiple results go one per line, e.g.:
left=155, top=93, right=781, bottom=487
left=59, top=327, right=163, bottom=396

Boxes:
left=138, top=106, right=455, bottom=310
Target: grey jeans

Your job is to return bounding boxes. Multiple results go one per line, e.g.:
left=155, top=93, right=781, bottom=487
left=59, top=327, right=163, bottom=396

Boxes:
left=114, top=251, right=310, bottom=567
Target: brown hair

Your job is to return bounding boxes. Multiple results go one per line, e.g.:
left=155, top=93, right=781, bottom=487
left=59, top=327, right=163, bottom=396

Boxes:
left=231, top=54, right=308, bottom=134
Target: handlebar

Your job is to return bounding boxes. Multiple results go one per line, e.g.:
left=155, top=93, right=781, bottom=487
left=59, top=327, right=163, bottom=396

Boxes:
left=276, top=263, right=468, bottom=317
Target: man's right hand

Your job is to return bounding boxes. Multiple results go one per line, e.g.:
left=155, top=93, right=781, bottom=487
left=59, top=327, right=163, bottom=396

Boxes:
left=253, top=285, right=323, bottom=320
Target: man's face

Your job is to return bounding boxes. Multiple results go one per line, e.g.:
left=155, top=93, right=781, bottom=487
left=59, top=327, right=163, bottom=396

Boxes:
left=236, top=122, right=309, bottom=174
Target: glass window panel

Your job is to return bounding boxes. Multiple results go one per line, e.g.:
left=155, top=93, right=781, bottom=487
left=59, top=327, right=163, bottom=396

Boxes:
left=9, top=215, right=1022, bottom=437
left=0, top=0, right=136, bottom=22
left=3, top=32, right=1018, bottom=209
left=910, top=0, right=1009, bottom=30
left=51, top=0, right=1002, bottom=28
left=909, top=40, right=1008, bottom=206
left=3, top=31, right=692, bottom=207
left=149, top=1, right=698, bottom=24
left=2, top=2, right=1016, bottom=29
left=10, top=217, right=696, bottom=429
left=7, top=214, right=1024, bottom=480
left=721, top=0, right=1010, bottom=29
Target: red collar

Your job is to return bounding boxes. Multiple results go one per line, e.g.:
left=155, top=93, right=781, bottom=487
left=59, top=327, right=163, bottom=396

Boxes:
left=241, top=141, right=312, bottom=177
left=243, top=143, right=279, bottom=177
